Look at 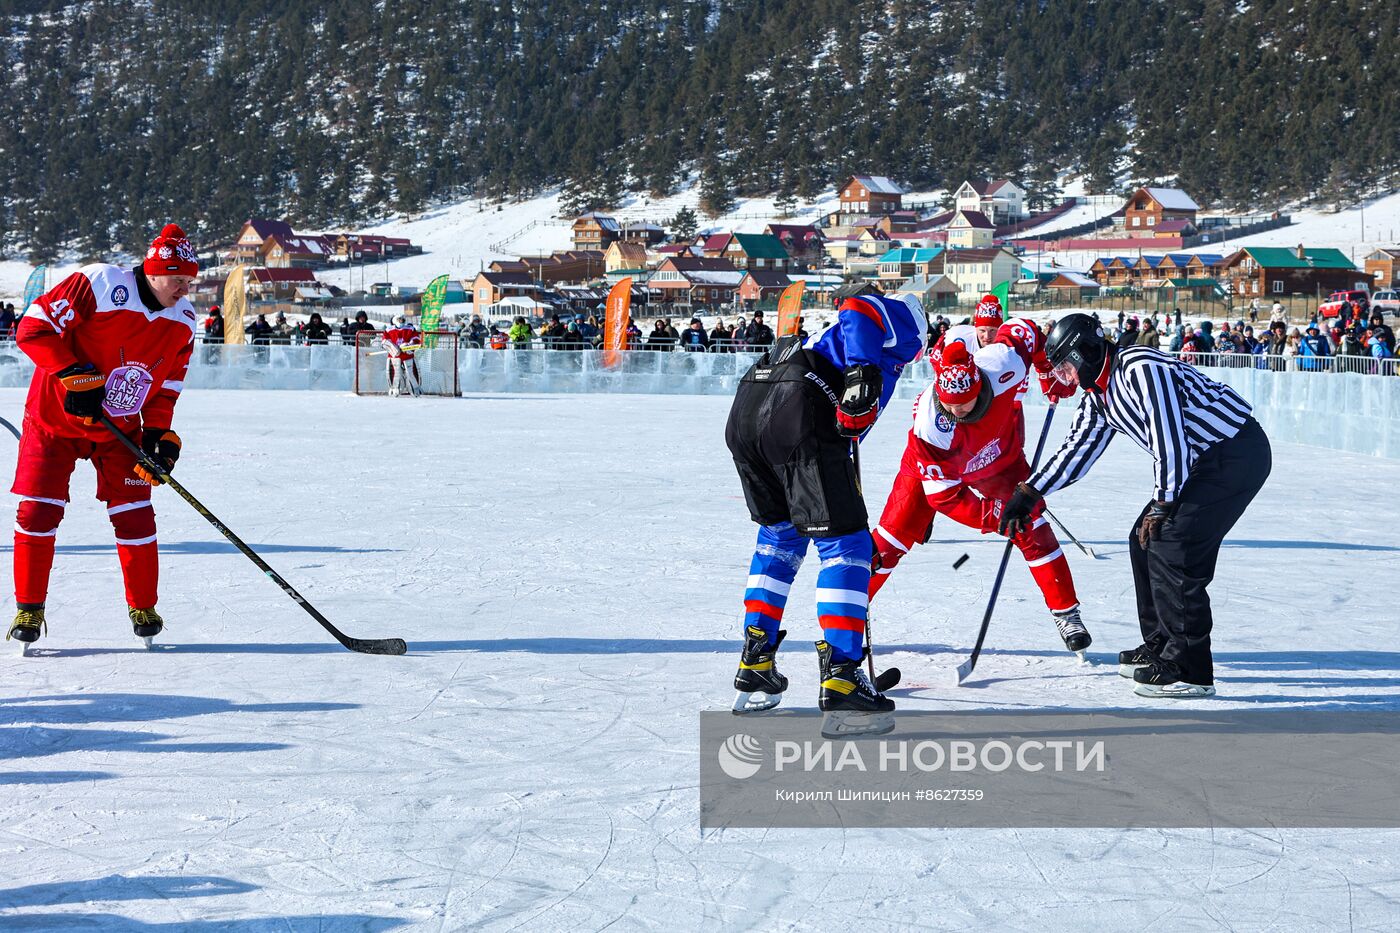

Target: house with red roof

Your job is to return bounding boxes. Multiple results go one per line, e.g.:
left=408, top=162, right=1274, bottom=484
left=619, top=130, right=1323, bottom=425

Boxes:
left=953, top=180, right=1027, bottom=225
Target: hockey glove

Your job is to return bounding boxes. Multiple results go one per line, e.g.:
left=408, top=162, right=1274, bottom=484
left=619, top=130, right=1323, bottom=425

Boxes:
left=1136, top=498, right=1175, bottom=549
left=135, top=429, right=182, bottom=485
left=998, top=482, right=1043, bottom=537
left=1036, top=358, right=1075, bottom=400
left=836, top=364, right=882, bottom=437
left=57, top=364, right=107, bottom=424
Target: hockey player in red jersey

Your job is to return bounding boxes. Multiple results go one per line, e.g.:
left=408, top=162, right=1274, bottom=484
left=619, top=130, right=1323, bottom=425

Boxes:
left=382, top=315, right=422, bottom=397
left=868, top=317, right=1092, bottom=653
left=7, top=223, right=199, bottom=648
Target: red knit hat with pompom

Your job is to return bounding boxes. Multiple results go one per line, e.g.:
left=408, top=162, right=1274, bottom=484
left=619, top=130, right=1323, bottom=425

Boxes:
left=144, top=223, right=198, bottom=277
left=936, top=340, right=982, bottom=406
left=973, top=294, right=1003, bottom=328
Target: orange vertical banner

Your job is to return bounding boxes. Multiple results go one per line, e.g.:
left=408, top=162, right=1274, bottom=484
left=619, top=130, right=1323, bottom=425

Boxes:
left=603, top=277, right=632, bottom=368
left=775, top=280, right=806, bottom=338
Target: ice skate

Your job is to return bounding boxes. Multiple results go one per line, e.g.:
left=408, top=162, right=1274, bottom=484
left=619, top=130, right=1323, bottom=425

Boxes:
left=732, top=625, right=787, bottom=713
left=129, top=607, right=164, bottom=649
left=1133, top=659, right=1216, bottom=698
left=8, top=606, right=46, bottom=655
left=816, top=640, right=894, bottom=738
left=1118, top=644, right=1157, bottom=678
left=1052, top=607, right=1091, bottom=661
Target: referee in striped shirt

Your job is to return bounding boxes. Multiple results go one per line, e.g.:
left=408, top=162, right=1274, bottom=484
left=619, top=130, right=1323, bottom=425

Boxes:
left=999, top=313, right=1271, bottom=697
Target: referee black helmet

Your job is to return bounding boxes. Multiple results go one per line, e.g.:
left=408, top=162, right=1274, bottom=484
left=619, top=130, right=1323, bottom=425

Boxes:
left=1045, top=313, right=1111, bottom=384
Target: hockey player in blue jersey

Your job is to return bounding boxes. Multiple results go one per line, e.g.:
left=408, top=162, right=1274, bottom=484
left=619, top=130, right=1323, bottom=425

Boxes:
left=724, top=284, right=927, bottom=736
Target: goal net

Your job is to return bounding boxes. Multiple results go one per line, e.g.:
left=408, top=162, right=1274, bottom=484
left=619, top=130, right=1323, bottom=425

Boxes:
left=353, top=330, right=461, bottom=397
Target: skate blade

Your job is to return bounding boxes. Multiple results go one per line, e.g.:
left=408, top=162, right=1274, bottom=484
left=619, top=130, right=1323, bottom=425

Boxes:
left=1118, top=663, right=1147, bottom=678
left=1075, top=650, right=1089, bottom=665
left=820, top=710, right=895, bottom=739
left=18, top=640, right=33, bottom=657
left=1133, top=682, right=1216, bottom=698
left=141, top=636, right=155, bottom=650
left=732, top=690, right=781, bottom=714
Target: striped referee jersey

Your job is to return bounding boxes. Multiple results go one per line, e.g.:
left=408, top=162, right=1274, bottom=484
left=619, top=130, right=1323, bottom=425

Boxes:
left=1030, top=345, right=1253, bottom=503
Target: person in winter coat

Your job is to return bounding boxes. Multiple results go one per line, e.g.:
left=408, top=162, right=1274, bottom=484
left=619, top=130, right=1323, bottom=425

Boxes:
left=1367, top=312, right=1395, bottom=356
left=1336, top=328, right=1366, bottom=372
left=682, top=317, right=710, bottom=351
left=247, top=314, right=273, bottom=345
left=1299, top=325, right=1331, bottom=371
left=709, top=319, right=731, bottom=351
left=508, top=316, right=534, bottom=349
left=1249, top=297, right=1261, bottom=324
left=540, top=315, right=568, bottom=349
left=346, top=310, right=376, bottom=346
left=742, top=310, right=775, bottom=350
left=0, top=302, right=16, bottom=340
left=1136, top=318, right=1159, bottom=348
left=463, top=314, right=489, bottom=349
left=1284, top=327, right=1302, bottom=370
left=1116, top=316, right=1140, bottom=349
left=202, top=306, right=224, bottom=343
left=1169, top=325, right=1186, bottom=353
left=579, top=315, right=601, bottom=347
left=1262, top=321, right=1288, bottom=371
left=271, top=311, right=293, bottom=345
left=625, top=317, right=642, bottom=342
left=304, top=312, right=331, bottom=345
left=646, top=319, right=672, bottom=350
left=1270, top=301, right=1287, bottom=325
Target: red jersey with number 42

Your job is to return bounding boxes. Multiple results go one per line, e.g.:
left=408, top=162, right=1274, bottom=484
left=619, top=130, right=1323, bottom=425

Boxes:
left=19, top=264, right=197, bottom=440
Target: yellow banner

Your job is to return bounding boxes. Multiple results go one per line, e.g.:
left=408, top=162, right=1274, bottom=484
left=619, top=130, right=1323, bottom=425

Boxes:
left=222, top=265, right=246, bottom=345
left=603, top=277, right=632, bottom=368
left=776, top=280, right=806, bottom=338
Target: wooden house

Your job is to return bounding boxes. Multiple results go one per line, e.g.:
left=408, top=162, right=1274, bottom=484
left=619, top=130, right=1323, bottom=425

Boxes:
left=650, top=257, right=744, bottom=308
left=247, top=267, right=317, bottom=300
left=571, top=212, right=620, bottom=252
left=877, top=248, right=944, bottom=288
left=1123, top=187, right=1199, bottom=235
left=1364, top=248, right=1400, bottom=289
left=230, top=218, right=295, bottom=265
left=737, top=270, right=793, bottom=304
left=953, top=180, right=1028, bottom=225
left=836, top=175, right=905, bottom=224
left=470, top=271, right=537, bottom=307
left=946, top=210, right=996, bottom=249
left=765, top=223, right=825, bottom=266
left=722, top=233, right=791, bottom=272
left=605, top=241, right=649, bottom=274
left=259, top=234, right=334, bottom=269
left=1221, top=246, right=1359, bottom=300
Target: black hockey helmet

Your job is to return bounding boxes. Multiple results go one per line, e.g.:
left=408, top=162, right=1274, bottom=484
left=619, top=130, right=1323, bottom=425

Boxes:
left=1044, top=313, right=1110, bottom=386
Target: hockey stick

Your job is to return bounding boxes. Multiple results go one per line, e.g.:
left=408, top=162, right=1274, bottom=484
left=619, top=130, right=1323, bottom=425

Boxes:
left=0, top=415, right=19, bottom=440
left=1043, top=504, right=1099, bottom=559
left=99, top=415, right=408, bottom=655
left=851, top=439, right=902, bottom=693
left=955, top=403, right=1057, bottom=685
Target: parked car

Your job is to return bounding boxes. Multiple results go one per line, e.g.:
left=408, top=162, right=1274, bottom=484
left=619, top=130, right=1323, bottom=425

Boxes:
left=1318, top=289, right=1371, bottom=318
left=1370, top=289, right=1400, bottom=317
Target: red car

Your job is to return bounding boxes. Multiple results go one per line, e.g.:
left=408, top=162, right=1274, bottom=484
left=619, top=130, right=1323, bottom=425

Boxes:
left=1318, top=290, right=1370, bottom=318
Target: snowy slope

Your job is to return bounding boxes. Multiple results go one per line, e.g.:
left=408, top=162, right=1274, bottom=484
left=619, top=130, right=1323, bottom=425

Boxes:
left=0, top=389, right=1397, bottom=929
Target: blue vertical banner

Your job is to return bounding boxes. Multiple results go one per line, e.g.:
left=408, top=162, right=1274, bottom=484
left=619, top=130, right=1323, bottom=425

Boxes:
left=22, top=265, right=47, bottom=309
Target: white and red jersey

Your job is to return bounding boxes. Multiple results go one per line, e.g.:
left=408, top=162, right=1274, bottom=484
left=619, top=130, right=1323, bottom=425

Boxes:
left=381, top=325, right=419, bottom=359
left=19, top=264, right=196, bottom=441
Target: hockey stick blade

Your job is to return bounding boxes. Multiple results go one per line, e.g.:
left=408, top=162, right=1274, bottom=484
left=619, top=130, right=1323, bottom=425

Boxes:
left=875, top=667, right=901, bottom=692
left=343, top=636, right=409, bottom=656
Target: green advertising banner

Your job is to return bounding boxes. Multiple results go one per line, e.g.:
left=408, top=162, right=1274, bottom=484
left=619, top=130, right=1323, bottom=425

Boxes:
left=419, top=274, right=449, bottom=349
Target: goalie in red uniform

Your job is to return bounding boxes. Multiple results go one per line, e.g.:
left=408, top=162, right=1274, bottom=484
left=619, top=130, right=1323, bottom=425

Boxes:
left=7, top=223, right=199, bottom=648
left=868, top=316, right=1093, bottom=654
left=382, top=315, right=422, bottom=397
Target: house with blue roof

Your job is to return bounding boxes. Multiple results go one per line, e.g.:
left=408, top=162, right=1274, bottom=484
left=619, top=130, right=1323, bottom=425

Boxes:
left=877, top=247, right=945, bottom=288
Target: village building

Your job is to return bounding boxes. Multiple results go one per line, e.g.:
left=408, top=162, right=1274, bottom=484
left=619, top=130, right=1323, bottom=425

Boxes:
left=246, top=267, right=318, bottom=301
left=834, top=175, right=906, bottom=225
left=1364, top=248, right=1400, bottom=289
left=605, top=240, right=649, bottom=274
left=737, top=270, right=793, bottom=305
left=1045, top=272, right=1101, bottom=300
left=942, top=247, right=1024, bottom=297
left=722, top=232, right=791, bottom=272
left=649, top=257, right=744, bottom=309
left=946, top=209, right=996, bottom=249
left=571, top=212, right=621, bottom=252
left=952, top=180, right=1028, bottom=225
left=470, top=271, right=537, bottom=307
left=1122, top=187, right=1200, bottom=235
left=765, top=223, right=826, bottom=266
left=259, top=233, right=335, bottom=270
left=1221, top=246, right=1359, bottom=300
left=229, top=218, right=295, bottom=265
left=619, top=222, right=666, bottom=246
left=876, top=248, right=944, bottom=289
left=891, top=274, right=960, bottom=309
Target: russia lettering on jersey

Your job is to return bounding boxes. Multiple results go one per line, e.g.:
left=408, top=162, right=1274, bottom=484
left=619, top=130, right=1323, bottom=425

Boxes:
left=20, top=264, right=196, bottom=440
left=805, top=293, right=927, bottom=420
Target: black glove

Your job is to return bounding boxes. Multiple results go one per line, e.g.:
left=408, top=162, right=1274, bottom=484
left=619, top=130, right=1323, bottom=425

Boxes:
left=57, top=363, right=107, bottom=424
left=136, top=428, right=182, bottom=485
left=836, top=364, right=882, bottom=437
left=1137, top=499, right=1175, bottom=549
left=998, top=482, right=1043, bottom=537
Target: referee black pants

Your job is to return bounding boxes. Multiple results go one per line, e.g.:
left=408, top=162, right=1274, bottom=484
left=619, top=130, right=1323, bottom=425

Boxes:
left=1128, top=418, right=1271, bottom=685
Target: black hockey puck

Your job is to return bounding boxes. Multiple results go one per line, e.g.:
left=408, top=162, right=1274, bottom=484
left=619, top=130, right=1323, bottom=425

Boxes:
left=952, top=553, right=970, bottom=570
